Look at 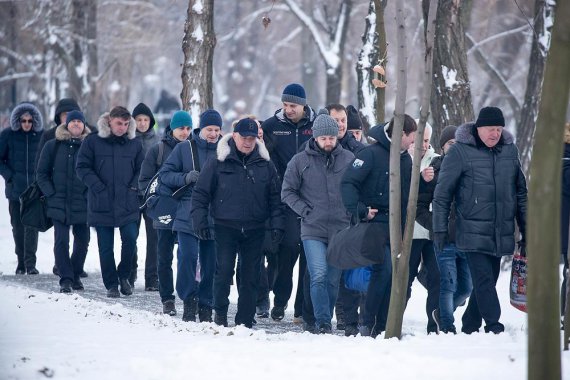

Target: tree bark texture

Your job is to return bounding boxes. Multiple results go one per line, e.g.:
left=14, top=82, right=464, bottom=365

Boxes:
left=430, top=0, right=474, bottom=149
left=324, top=1, right=352, bottom=105
left=527, top=0, right=570, bottom=376
left=181, top=0, right=216, bottom=122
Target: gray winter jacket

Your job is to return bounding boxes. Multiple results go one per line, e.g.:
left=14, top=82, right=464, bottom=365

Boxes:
left=282, top=138, right=354, bottom=243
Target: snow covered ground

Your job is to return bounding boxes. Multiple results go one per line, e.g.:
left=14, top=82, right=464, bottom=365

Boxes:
left=0, top=181, right=568, bottom=379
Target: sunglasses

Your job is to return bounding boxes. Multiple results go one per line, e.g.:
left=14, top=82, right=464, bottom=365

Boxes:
left=20, top=119, right=33, bottom=124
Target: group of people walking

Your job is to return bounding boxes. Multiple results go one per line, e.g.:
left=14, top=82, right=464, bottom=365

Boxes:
left=3, top=82, right=565, bottom=336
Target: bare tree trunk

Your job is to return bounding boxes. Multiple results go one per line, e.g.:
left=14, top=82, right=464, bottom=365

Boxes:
left=325, top=1, right=352, bottom=105
left=181, top=0, right=216, bottom=122
left=430, top=0, right=474, bottom=148
left=527, top=0, right=570, bottom=376
left=518, top=0, right=555, bottom=175
left=356, top=0, right=386, bottom=131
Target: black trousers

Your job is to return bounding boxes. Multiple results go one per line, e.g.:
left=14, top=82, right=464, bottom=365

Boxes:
left=337, top=274, right=365, bottom=326
left=8, top=200, right=38, bottom=270
left=461, top=252, right=503, bottom=332
left=157, top=229, right=177, bottom=302
left=53, top=220, right=90, bottom=284
left=132, top=211, right=158, bottom=284
left=407, top=239, right=440, bottom=332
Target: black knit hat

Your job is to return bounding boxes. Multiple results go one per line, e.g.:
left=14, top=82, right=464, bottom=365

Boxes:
left=475, top=106, right=505, bottom=128
left=281, top=83, right=306, bottom=106
left=54, top=98, right=80, bottom=125
left=132, top=103, right=156, bottom=129
left=346, top=105, right=363, bottom=130
left=439, top=125, right=458, bottom=150
left=199, top=109, right=223, bottom=129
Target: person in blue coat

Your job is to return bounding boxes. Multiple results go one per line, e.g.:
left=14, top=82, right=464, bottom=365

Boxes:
left=37, top=111, right=91, bottom=293
left=0, top=102, right=44, bottom=274
left=76, top=106, right=144, bottom=298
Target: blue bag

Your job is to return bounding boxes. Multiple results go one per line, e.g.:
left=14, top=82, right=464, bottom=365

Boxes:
left=344, top=266, right=372, bottom=292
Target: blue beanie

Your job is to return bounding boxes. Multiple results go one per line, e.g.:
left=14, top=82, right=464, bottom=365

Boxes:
left=66, top=110, right=85, bottom=126
left=281, top=83, right=306, bottom=106
left=199, top=109, right=223, bottom=129
left=170, top=111, right=192, bottom=130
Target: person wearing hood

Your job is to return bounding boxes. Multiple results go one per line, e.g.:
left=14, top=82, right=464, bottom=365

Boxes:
left=192, top=118, right=284, bottom=328
left=282, top=109, right=354, bottom=334
left=138, top=110, right=192, bottom=317
left=36, top=111, right=91, bottom=293
left=76, top=106, right=144, bottom=298
left=0, top=102, right=44, bottom=274
left=261, top=83, right=315, bottom=322
left=433, top=107, right=527, bottom=334
left=341, top=115, right=417, bottom=337
left=131, top=102, right=160, bottom=291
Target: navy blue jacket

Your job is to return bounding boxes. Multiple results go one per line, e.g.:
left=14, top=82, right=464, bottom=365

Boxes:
left=341, top=124, right=412, bottom=224
left=261, top=107, right=316, bottom=179
left=36, top=124, right=90, bottom=225
left=0, top=103, right=44, bottom=201
left=192, top=128, right=219, bottom=168
left=76, top=113, right=144, bottom=227
left=191, top=134, right=285, bottom=232
left=432, top=122, right=527, bottom=257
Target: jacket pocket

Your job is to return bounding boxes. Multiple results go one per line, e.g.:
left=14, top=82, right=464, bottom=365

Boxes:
left=89, top=187, right=110, bottom=212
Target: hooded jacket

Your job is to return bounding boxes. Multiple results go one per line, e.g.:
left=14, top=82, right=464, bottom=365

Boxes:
left=36, top=124, right=91, bottom=225
left=432, top=122, right=527, bottom=257
left=0, top=103, right=44, bottom=200
left=76, top=112, right=144, bottom=227
left=282, top=138, right=354, bottom=242
left=191, top=133, right=284, bottom=232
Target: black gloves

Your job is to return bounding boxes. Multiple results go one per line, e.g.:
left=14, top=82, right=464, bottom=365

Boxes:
left=185, top=170, right=200, bottom=185
left=271, top=229, right=284, bottom=245
left=196, top=228, right=213, bottom=241
left=517, top=240, right=526, bottom=257
left=433, top=232, right=448, bottom=253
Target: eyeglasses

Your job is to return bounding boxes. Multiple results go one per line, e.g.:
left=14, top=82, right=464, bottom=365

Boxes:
left=20, top=119, right=33, bottom=124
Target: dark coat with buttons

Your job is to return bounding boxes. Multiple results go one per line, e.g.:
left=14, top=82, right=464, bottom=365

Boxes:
left=36, top=124, right=90, bottom=225
left=191, top=134, right=284, bottom=232
left=76, top=112, right=144, bottom=227
left=0, top=103, right=44, bottom=201
left=282, top=138, right=354, bottom=242
left=432, top=122, right=527, bottom=257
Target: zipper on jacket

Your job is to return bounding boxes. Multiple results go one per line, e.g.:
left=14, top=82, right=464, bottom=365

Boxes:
left=26, top=133, right=29, bottom=187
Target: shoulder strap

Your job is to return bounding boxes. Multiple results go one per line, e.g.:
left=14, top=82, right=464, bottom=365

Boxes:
left=189, top=139, right=201, bottom=171
left=156, top=141, right=165, bottom=167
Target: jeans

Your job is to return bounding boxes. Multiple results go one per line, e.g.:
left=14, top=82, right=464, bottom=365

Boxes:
left=132, top=210, right=158, bottom=284
left=9, top=200, right=38, bottom=270
left=435, top=243, right=472, bottom=330
left=362, top=245, right=392, bottom=331
left=214, top=225, right=264, bottom=327
left=157, top=229, right=177, bottom=302
left=53, top=220, right=90, bottom=284
left=95, top=222, right=138, bottom=289
left=461, top=252, right=503, bottom=333
left=302, top=240, right=342, bottom=327
left=407, top=239, right=440, bottom=332
left=198, top=239, right=216, bottom=308
left=176, top=231, right=199, bottom=302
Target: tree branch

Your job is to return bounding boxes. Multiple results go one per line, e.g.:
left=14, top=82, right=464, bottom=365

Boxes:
left=467, top=24, right=530, bottom=55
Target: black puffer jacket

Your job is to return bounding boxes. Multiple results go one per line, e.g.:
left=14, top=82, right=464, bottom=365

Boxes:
left=36, top=124, right=90, bottom=225
left=76, top=112, right=144, bottom=227
left=191, top=134, right=284, bottom=232
left=0, top=103, right=44, bottom=200
left=341, top=123, right=412, bottom=223
left=432, top=122, right=527, bottom=257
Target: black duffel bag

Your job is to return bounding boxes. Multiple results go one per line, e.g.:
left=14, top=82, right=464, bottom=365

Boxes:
left=327, top=221, right=389, bottom=270
left=19, top=181, right=53, bottom=232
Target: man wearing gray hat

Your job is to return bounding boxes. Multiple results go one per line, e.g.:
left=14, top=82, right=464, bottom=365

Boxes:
left=281, top=109, right=354, bottom=333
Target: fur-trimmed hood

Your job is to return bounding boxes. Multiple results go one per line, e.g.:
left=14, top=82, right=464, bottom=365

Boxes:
left=55, top=123, right=92, bottom=141
left=216, top=133, right=270, bottom=162
left=10, top=102, right=43, bottom=132
left=96, top=112, right=137, bottom=139
left=455, top=121, right=514, bottom=147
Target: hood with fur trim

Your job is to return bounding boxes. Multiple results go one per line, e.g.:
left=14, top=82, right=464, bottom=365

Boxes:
left=216, top=133, right=270, bottom=162
left=55, top=123, right=92, bottom=142
left=455, top=121, right=514, bottom=147
left=10, top=102, right=43, bottom=132
left=96, top=112, right=137, bottom=139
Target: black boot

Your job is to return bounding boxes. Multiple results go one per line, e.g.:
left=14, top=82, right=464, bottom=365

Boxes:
left=198, top=306, right=213, bottom=323
left=16, top=263, right=25, bottom=275
left=214, top=313, right=228, bottom=327
left=119, top=278, right=133, bottom=296
left=107, top=287, right=120, bottom=298
left=182, top=298, right=198, bottom=322
left=162, top=300, right=176, bottom=316
left=60, top=279, right=73, bottom=294
left=72, top=277, right=84, bottom=291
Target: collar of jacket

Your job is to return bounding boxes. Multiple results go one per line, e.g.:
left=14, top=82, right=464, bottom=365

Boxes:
left=55, top=123, right=91, bottom=142
left=274, top=106, right=316, bottom=127
left=192, top=128, right=219, bottom=151
left=455, top=121, right=514, bottom=148
left=135, top=126, right=157, bottom=140
left=216, top=133, right=270, bottom=163
left=97, top=112, right=137, bottom=140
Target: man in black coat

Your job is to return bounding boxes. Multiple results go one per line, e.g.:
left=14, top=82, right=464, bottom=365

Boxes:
left=76, top=106, right=144, bottom=298
left=433, top=107, right=527, bottom=334
left=261, top=83, right=315, bottom=321
left=341, top=115, right=416, bottom=337
left=0, top=102, right=44, bottom=274
left=192, top=118, right=284, bottom=328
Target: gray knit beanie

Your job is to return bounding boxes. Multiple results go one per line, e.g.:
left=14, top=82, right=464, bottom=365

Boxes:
left=311, top=109, right=339, bottom=138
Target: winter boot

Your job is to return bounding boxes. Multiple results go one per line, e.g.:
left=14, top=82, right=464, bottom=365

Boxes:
left=60, top=280, right=73, bottom=294
left=107, top=287, right=120, bottom=298
left=145, top=278, right=159, bottom=292
left=214, top=313, right=228, bottom=327
left=119, top=278, right=133, bottom=296
left=198, top=306, right=213, bottom=323
left=318, top=323, right=333, bottom=334
left=26, top=267, right=39, bottom=275
left=344, top=324, right=359, bottom=337
left=72, top=277, right=84, bottom=291
left=162, top=300, right=176, bottom=316
left=15, top=263, right=25, bottom=275
left=182, top=298, right=198, bottom=322
left=270, top=305, right=285, bottom=321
